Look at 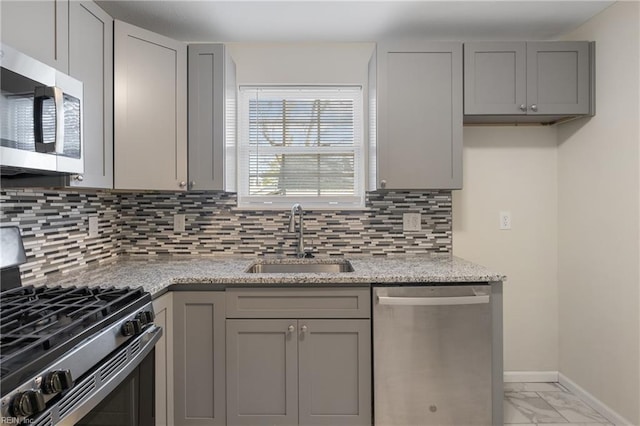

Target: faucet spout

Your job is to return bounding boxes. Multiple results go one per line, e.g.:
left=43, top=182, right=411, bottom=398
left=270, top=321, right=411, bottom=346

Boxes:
left=289, top=203, right=306, bottom=258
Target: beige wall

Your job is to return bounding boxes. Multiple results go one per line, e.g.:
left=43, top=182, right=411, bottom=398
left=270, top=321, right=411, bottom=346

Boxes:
left=453, top=127, right=559, bottom=372
left=227, top=42, right=374, bottom=85
left=557, top=2, right=640, bottom=424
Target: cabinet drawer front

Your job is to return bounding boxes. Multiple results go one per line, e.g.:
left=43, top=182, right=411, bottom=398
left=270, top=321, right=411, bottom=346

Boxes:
left=226, top=288, right=370, bottom=318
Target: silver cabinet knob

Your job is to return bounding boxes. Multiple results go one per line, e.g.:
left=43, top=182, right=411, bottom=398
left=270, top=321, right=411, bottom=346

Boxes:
left=73, top=174, right=84, bottom=181
left=288, top=325, right=295, bottom=333
left=380, top=179, right=387, bottom=189
left=179, top=181, right=186, bottom=188
left=519, top=104, right=526, bottom=112
left=530, top=104, right=538, bottom=112
left=301, top=325, right=308, bottom=333
left=189, top=181, right=196, bottom=188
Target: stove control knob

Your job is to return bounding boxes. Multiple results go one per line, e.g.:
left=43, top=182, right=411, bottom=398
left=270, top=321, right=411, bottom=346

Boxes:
left=11, top=390, right=45, bottom=417
left=43, top=369, right=73, bottom=394
left=122, top=319, right=143, bottom=336
left=136, top=310, right=155, bottom=325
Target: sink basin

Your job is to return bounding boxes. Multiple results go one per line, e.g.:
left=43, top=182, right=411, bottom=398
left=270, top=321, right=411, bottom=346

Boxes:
left=245, top=260, right=354, bottom=274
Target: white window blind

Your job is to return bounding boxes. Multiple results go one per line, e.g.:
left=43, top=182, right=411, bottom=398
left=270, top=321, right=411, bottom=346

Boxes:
left=238, top=86, right=365, bottom=209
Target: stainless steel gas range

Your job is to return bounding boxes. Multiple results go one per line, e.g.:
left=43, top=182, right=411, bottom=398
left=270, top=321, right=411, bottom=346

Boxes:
left=0, top=227, right=162, bottom=425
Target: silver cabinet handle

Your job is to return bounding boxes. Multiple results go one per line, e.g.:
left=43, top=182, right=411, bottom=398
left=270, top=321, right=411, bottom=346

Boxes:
left=73, top=174, right=84, bottom=182
left=530, top=104, right=538, bottom=112
left=519, top=104, right=526, bottom=112
left=301, top=325, right=308, bottom=333
left=288, top=325, right=295, bottom=333
left=380, top=179, right=387, bottom=189
left=377, top=295, right=489, bottom=306
left=179, top=181, right=187, bottom=188
left=189, top=181, right=195, bottom=188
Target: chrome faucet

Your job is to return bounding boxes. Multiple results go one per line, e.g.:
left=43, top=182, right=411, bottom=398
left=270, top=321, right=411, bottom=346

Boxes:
left=288, top=203, right=311, bottom=258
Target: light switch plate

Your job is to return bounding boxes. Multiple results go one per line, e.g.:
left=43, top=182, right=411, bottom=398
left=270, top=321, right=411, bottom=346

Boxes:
left=403, top=213, right=422, bottom=232
left=173, top=214, right=186, bottom=233
left=88, top=216, right=99, bottom=238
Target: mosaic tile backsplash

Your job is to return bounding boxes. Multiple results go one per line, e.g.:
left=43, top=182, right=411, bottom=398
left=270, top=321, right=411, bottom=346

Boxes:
left=0, top=189, right=121, bottom=283
left=1, top=189, right=452, bottom=283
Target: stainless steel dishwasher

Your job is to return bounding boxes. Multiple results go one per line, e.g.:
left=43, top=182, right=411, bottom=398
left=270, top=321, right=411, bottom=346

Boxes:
left=373, top=284, right=502, bottom=426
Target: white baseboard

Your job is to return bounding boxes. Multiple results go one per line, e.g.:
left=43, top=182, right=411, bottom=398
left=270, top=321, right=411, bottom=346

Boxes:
left=504, top=371, right=559, bottom=382
left=558, top=373, right=633, bottom=426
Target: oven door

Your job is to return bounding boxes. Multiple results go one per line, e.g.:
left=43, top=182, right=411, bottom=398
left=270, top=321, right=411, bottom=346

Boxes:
left=30, top=325, right=161, bottom=426
left=74, top=349, right=155, bottom=426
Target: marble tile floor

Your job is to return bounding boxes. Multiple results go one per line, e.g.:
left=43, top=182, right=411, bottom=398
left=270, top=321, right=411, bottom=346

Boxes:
left=504, top=382, right=612, bottom=425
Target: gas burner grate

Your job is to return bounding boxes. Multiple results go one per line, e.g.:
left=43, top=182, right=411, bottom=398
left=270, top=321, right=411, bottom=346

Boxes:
left=0, top=285, right=149, bottom=395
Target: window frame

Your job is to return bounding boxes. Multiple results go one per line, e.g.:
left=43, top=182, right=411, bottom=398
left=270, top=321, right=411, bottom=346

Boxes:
left=236, top=85, right=366, bottom=210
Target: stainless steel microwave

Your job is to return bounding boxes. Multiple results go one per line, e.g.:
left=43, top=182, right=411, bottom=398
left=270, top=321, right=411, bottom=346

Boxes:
left=0, top=43, right=83, bottom=176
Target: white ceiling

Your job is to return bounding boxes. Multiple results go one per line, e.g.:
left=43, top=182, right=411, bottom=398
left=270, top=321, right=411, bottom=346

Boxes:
left=96, top=0, right=614, bottom=43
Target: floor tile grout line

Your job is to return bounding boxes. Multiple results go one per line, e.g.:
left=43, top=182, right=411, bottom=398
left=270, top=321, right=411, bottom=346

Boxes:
left=535, top=391, right=573, bottom=423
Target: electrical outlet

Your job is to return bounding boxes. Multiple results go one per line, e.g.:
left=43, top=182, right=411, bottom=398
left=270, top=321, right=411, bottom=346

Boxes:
left=499, top=211, right=511, bottom=230
left=88, top=216, right=99, bottom=238
left=173, top=214, right=186, bottom=233
left=403, top=213, right=422, bottom=232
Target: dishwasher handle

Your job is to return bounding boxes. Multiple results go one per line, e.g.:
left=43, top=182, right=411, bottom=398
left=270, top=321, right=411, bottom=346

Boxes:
left=377, top=294, right=489, bottom=306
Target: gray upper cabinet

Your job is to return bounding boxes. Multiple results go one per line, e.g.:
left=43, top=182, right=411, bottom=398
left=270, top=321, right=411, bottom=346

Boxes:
left=526, top=42, right=591, bottom=115
left=173, top=292, right=226, bottom=426
left=1, top=0, right=69, bottom=73
left=464, top=42, right=527, bottom=115
left=374, top=42, right=463, bottom=190
left=464, top=41, right=593, bottom=122
left=68, top=1, right=113, bottom=189
left=114, top=20, right=187, bottom=191
left=188, top=44, right=236, bottom=191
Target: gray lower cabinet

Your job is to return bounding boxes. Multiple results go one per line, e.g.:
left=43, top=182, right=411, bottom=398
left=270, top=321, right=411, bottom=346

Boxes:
left=225, top=287, right=371, bottom=426
left=153, top=292, right=174, bottom=426
left=226, top=319, right=299, bottom=426
left=173, top=292, right=226, bottom=426
left=297, top=319, right=371, bottom=426
left=68, top=1, right=113, bottom=188
left=464, top=41, right=593, bottom=121
left=226, top=319, right=371, bottom=426
left=373, top=41, right=463, bottom=190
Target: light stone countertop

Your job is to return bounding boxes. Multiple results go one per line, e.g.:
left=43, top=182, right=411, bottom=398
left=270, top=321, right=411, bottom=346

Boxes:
left=29, top=255, right=506, bottom=297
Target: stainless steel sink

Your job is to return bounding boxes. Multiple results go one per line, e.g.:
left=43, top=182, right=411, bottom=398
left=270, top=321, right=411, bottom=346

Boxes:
left=245, top=260, right=354, bottom=273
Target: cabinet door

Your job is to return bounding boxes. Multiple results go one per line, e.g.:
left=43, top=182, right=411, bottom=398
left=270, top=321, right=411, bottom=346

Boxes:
left=114, top=20, right=187, bottom=191
left=188, top=44, right=225, bottom=191
left=526, top=42, right=591, bottom=115
left=153, top=292, right=174, bottom=426
left=226, top=320, right=298, bottom=426
left=298, top=320, right=371, bottom=426
left=464, top=42, right=526, bottom=115
left=68, top=1, right=113, bottom=189
left=377, top=42, right=462, bottom=190
left=174, top=292, right=226, bottom=426
left=0, top=0, right=69, bottom=72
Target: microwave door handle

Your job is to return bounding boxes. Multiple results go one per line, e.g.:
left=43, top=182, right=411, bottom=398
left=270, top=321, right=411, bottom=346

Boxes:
left=53, top=86, right=65, bottom=154
left=33, top=86, right=64, bottom=153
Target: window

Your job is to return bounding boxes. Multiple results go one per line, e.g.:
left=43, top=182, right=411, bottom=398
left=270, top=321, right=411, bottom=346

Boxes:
left=238, top=86, right=365, bottom=209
